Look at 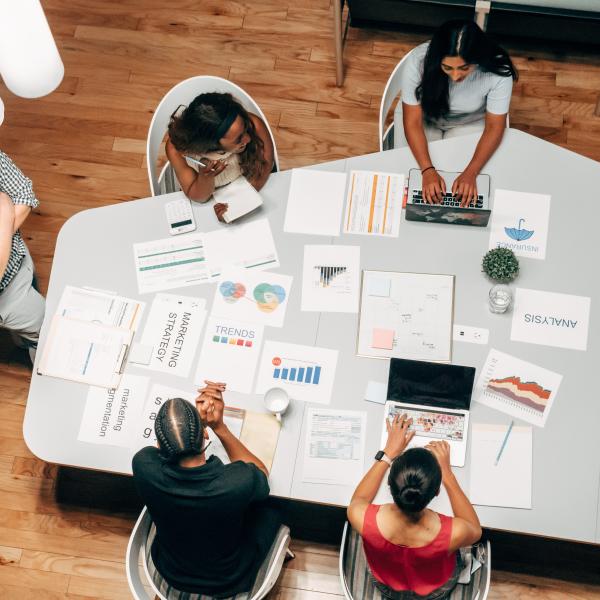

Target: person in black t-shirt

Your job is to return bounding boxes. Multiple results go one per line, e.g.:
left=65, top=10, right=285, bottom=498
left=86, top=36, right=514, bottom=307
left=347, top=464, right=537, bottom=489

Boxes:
left=132, top=381, right=282, bottom=597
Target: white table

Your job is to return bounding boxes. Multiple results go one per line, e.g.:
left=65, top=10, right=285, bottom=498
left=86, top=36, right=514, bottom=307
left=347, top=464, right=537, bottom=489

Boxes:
left=25, top=129, right=600, bottom=543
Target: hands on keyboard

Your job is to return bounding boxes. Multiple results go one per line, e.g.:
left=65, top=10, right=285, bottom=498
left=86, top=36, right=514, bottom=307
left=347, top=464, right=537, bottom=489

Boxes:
left=413, top=190, right=484, bottom=208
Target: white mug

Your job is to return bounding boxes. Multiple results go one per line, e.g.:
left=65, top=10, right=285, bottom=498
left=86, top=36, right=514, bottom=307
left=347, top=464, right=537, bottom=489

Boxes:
left=263, top=387, right=290, bottom=422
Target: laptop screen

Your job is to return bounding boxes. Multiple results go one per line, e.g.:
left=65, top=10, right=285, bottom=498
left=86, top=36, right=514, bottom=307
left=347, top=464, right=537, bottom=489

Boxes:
left=387, top=358, right=475, bottom=410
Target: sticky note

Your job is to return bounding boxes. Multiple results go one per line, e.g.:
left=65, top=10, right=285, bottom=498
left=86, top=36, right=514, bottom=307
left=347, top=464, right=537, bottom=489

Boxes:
left=365, top=380, right=387, bottom=405
left=372, top=328, right=394, bottom=350
left=367, top=277, right=391, bottom=297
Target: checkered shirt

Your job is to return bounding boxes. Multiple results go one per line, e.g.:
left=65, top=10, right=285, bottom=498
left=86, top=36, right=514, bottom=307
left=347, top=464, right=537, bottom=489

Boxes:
left=0, top=150, right=39, bottom=291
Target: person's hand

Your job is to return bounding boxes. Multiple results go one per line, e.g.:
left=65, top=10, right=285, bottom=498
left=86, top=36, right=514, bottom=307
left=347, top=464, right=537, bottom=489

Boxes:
left=426, top=440, right=453, bottom=483
left=422, top=169, right=446, bottom=204
left=383, top=413, right=415, bottom=459
left=452, top=169, right=478, bottom=207
left=199, top=159, right=227, bottom=179
left=196, top=380, right=226, bottom=431
left=214, top=203, right=229, bottom=222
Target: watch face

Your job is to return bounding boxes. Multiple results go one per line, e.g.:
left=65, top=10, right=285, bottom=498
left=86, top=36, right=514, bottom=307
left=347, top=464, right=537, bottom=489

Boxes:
left=374, top=450, right=385, bottom=461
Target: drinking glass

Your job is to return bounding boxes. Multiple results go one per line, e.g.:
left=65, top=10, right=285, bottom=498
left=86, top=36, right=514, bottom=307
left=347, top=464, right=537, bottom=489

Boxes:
left=488, top=284, right=512, bottom=313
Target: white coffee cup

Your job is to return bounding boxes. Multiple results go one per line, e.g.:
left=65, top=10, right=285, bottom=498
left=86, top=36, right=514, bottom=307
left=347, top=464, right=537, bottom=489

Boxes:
left=263, top=387, right=290, bottom=422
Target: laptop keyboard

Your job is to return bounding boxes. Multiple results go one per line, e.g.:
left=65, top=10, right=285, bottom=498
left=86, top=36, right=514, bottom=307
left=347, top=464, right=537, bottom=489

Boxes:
left=413, top=190, right=484, bottom=208
left=387, top=406, right=466, bottom=441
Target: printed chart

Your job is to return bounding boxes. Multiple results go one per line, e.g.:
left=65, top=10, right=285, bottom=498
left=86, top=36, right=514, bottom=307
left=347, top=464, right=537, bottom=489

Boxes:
left=301, top=245, right=360, bottom=313
left=474, top=349, right=562, bottom=427
left=357, top=270, right=454, bottom=361
left=255, top=341, right=339, bottom=405
left=212, top=267, right=292, bottom=327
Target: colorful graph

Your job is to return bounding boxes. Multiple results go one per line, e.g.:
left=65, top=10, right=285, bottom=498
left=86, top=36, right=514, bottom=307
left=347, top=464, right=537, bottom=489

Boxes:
left=271, top=356, right=322, bottom=385
left=219, top=280, right=286, bottom=313
left=212, top=334, right=253, bottom=348
left=486, top=376, right=551, bottom=414
left=313, top=266, right=348, bottom=288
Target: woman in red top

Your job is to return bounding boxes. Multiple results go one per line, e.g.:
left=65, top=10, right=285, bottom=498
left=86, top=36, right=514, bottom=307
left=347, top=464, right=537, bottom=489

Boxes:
left=347, top=415, right=482, bottom=599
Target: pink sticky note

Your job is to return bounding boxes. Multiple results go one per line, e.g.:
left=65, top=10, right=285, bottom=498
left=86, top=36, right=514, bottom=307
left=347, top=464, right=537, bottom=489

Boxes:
left=372, top=328, right=394, bottom=350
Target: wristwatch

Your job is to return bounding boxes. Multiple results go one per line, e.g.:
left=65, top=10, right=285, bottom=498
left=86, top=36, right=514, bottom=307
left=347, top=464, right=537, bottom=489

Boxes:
left=374, top=450, right=393, bottom=466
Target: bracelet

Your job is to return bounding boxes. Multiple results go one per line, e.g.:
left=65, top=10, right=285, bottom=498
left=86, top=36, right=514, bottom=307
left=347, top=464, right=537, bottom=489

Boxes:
left=421, top=166, right=435, bottom=175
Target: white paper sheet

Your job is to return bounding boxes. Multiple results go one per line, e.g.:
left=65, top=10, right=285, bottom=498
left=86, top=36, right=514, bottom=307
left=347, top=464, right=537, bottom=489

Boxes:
left=133, top=383, right=196, bottom=451
left=212, top=267, right=292, bottom=328
left=37, top=316, right=132, bottom=389
left=302, top=408, right=367, bottom=486
left=255, top=341, right=339, bottom=405
left=511, top=288, right=591, bottom=351
left=133, top=233, right=210, bottom=294
left=488, top=189, right=551, bottom=260
left=343, top=171, right=404, bottom=237
left=364, top=380, right=387, bottom=405
left=469, top=423, right=532, bottom=509
left=474, top=349, right=562, bottom=427
left=301, top=245, right=360, bottom=313
left=357, top=270, right=454, bottom=362
left=204, top=218, right=279, bottom=278
left=213, top=176, right=263, bottom=223
left=284, top=168, right=347, bottom=236
left=57, top=286, right=145, bottom=331
left=137, top=294, right=207, bottom=379
left=194, top=316, right=264, bottom=393
left=78, top=375, right=150, bottom=447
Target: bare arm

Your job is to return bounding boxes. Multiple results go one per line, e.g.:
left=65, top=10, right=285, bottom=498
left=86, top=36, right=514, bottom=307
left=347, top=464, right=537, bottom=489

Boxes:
left=453, top=112, right=506, bottom=207
left=0, top=193, right=15, bottom=278
left=348, top=414, right=415, bottom=534
left=165, top=138, right=226, bottom=202
left=196, top=382, right=268, bottom=477
left=246, top=114, right=275, bottom=191
left=427, top=441, right=481, bottom=550
left=13, top=204, right=31, bottom=232
left=403, top=102, right=446, bottom=203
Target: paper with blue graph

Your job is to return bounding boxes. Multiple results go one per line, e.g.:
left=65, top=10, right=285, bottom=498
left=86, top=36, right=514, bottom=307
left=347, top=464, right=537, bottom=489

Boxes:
left=488, top=189, right=550, bottom=260
left=255, top=341, right=339, bottom=405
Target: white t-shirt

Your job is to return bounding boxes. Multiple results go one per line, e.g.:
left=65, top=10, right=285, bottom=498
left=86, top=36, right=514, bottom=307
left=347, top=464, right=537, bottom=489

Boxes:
left=400, top=43, right=513, bottom=128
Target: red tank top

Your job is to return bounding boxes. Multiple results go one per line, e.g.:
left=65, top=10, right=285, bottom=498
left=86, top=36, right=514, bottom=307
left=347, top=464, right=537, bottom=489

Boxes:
left=361, top=504, right=456, bottom=596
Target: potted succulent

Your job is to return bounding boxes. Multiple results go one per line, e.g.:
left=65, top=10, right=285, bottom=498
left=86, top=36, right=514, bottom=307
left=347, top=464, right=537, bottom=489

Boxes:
left=482, top=248, right=519, bottom=283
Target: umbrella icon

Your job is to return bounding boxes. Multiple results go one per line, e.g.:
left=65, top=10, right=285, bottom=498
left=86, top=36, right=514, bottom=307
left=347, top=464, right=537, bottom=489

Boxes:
left=505, top=218, right=534, bottom=241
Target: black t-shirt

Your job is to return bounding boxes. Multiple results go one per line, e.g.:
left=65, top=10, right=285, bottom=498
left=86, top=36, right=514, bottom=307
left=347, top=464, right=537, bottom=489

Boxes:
left=132, top=447, right=270, bottom=596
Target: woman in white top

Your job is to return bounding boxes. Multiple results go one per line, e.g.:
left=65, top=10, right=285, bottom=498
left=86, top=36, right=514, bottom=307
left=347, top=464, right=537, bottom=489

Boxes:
left=166, top=92, right=275, bottom=221
left=394, top=20, right=517, bottom=206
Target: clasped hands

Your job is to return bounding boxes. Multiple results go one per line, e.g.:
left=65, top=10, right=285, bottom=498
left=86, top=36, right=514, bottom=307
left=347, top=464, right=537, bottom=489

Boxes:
left=195, top=380, right=227, bottom=431
left=421, top=168, right=479, bottom=207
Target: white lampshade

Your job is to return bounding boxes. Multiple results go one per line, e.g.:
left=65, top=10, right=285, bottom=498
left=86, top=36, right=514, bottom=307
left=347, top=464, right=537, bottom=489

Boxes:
left=0, top=0, right=64, bottom=99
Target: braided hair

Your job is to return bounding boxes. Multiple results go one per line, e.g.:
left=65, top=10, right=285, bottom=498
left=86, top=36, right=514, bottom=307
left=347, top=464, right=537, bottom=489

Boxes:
left=388, top=448, right=442, bottom=522
left=155, top=398, right=204, bottom=462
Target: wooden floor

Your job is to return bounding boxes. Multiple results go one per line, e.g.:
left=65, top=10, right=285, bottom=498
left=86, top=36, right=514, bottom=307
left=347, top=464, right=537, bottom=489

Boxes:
left=0, top=1, right=599, bottom=598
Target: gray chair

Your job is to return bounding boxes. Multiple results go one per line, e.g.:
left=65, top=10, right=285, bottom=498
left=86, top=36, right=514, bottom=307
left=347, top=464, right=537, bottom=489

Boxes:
left=339, top=521, right=491, bottom=600
left=126, top=506, right=291, bottom=600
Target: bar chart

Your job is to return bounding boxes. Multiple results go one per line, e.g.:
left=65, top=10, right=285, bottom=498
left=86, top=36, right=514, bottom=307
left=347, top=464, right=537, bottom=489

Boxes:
left=273, top=362, right=322, bottom=385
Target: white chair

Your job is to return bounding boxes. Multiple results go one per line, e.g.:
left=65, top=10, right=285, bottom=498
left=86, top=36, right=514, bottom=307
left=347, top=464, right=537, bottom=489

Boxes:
left=339, top=521, right=491, bottom=600
left=126, top=506, right=292, bottom=600
left=378, top=48, right=417, bottom=152
left=146, top=76, right=280, bottom=197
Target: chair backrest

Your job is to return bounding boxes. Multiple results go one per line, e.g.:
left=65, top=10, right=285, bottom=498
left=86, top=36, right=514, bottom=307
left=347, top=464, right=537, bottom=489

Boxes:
left=146, top=75, right=280, bottom=196
left=126, top=506, right=290, bottom=600
left=339, top=521, right=353, bottom=600
left=477, top=540, right=492, bottom=600
left=125, top=506, right=155, bottom=600
left=379, top=48, right=417, bottom=152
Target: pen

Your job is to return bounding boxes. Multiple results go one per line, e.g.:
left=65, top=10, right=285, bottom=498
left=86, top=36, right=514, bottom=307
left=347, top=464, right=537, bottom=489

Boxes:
left=494, top=420, right=514, bottom=466
left=184, top=155, right=207, bottom=168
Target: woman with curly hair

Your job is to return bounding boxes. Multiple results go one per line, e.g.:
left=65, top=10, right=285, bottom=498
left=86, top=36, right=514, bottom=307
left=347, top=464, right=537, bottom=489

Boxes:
left=166, top=92, right=275, bottom=221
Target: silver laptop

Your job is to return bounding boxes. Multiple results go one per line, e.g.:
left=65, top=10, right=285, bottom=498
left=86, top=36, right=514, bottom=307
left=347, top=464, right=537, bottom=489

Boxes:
left=406, top=169, right=491, bottom=227
left=380, top=358, right=476, bottom=467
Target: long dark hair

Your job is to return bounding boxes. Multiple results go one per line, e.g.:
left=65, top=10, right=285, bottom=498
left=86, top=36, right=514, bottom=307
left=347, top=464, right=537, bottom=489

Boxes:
left=388, top=448, right=441, bottom=521
left=155, top=398, right=204, bottom=463
left=168, top=92, right=266, bottom=180
left=416, top=19, right=518, bottom=121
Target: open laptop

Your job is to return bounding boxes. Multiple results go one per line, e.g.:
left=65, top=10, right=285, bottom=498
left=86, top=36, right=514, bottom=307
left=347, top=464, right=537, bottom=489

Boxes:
left=380, top=358, right=476, bottom=467
left=405, top=168, right=491, bottom=227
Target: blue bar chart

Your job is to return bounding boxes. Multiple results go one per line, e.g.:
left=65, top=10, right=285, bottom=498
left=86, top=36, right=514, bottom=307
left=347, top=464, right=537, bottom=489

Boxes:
left=273, top=363, right=322, bottom=385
